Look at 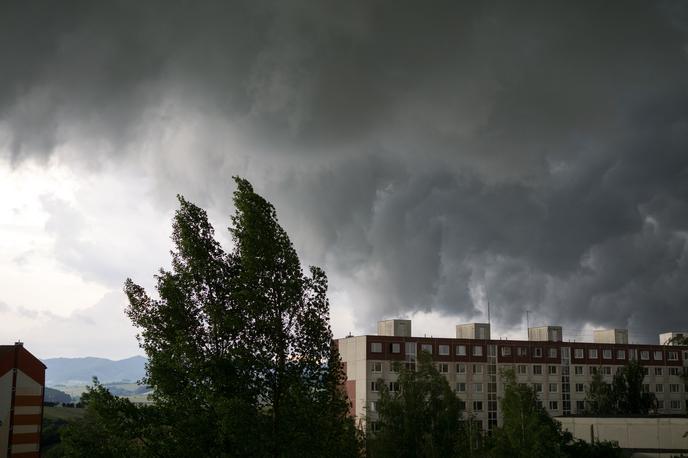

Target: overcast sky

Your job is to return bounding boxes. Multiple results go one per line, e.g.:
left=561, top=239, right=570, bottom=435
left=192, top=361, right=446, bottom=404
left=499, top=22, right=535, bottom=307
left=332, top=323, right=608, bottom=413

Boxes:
left=2, top=1, right=688, bottom=359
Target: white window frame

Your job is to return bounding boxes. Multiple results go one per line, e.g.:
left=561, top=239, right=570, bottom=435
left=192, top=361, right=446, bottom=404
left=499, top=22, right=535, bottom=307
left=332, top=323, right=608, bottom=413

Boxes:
left=603, top=349, right=612, bottom=359
left=654, top=351, right=663, bottom=361
left=456, top=345, right=466, bottom=356
left=421, top=344, right=433, bottom=355
left=589, top=349, right=598, bottom=359
left=371, top=342, right=382, bottom=353
left=438, top=344, right=450, bottom=356
left=640, top=350, right=650, bottom=360
left=472, top=345, right=483, bottom=357
left=617, top=350, right=626, bottom=360
left=574, top=348, right=584, bottom=359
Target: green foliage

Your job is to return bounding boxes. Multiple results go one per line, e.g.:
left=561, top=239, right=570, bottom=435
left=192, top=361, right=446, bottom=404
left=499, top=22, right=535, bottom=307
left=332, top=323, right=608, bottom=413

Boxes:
left=490, top=369, right=622, bottom=458
left=368, top=351, right=476, bottom=458
left=59, top=177, right=359, bottom=457
left=584, top=361, right=656, bottom=415
left=490, top=369, right=566, bottom=457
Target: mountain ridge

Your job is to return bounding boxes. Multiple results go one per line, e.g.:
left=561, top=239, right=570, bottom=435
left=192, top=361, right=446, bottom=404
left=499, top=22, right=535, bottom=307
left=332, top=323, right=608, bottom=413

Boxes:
left=42, top=355, right=147, bottom=386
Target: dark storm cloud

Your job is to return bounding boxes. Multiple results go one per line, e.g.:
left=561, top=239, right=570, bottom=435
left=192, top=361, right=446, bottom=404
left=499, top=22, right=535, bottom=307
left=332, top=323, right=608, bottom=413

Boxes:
left=2, top=0, right=688, bottom=339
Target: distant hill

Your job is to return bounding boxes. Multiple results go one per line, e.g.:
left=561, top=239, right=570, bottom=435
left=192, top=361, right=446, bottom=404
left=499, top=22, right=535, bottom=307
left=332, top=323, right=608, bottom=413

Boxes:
left=44, top=387, right=73, bottom=404
left=42, top=356, right=147, bottom=386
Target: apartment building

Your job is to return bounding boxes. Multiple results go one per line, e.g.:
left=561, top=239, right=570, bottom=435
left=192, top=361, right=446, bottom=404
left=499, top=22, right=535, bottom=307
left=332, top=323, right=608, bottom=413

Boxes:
left=337, top=320, right=688, bottom=433
left=0, top=343, right=46, bottom=458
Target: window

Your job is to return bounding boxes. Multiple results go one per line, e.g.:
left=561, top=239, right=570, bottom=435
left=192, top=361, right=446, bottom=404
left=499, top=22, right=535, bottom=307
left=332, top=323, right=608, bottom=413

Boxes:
left=473, top=401, right=483, bottom=411
left=574, top=348, right=584, bottom=359
left=517, top=365, right=527, bottom=375
left=576, top=400, right=585, bottom=412
left=670, top=367, right=681, bottom=376
left=534, top=347, right=542, bottom=358
left=533, top=365, right=543, bottom=375
left=589, top=367, right=598, bottom=375
left=390, top=362, right=400, bottom=373
left=548, top=366, right=557, bottom=375
left=602, top=367, right=612, bottom=376
left=670, top=384, right=680, bottom=393
left=655, top=384, right=664, bottom=393
left=629, top=349, right=637, bottom=360
left=640, top=351, right=650, bottom=360
left=589, top=349, right=598, bottom=359
left=421, top=344, right=433, bottom=354
left=370, top=421, right=380, bottom=433
left=501, top=346, right=512, bottom=357
left=668, top=351, right=678, bottom=361
left=549, top=401, right=559, bottom=410
left=456, top=345, right=467, bottom=356
left=642, top=367, right=649, bottom=376
left=656, top=400, right=664, bottom=409
left=548, top=348, right=557, bottom=358
left=438, top=363, right=449, bottom=373
left=575, top=383, right=585, bottom=393
left=457, top=364, right=466, bottom=374
left=603, top=349, right=612, bottom=359
left=371, top=381, right=380, bottom=392
left=371, top=342, right=382, bottom=353
left=473, top=364, right=483, bottom=374
left=456, top=382, right=466, bottom=392
left=389, top=381, right=400, bottom=392
left=655, top=367, right=663, bottom=376
left=405, top=362, right=416, bottom=371
left=438, top=344, right=450, bottom=356
left=406, top=342, right=417, bottom=357
left=474, top=383, right=483, bottom=393
left=517, top=347, right=528, bottom=357
left=533, top=383, right=543, bottom=393
left=671, top=400, right=682, bottom=409
left=371, top=362, right=382, bottom=372
left=473, top=345, right=483, bottom=357
left=617, top=350, right=626, bottom=360
left=654, top=351, right=663, bottom=361
left=391, top=343, right=401, bottom=353
left=369, top=401, right=377, bottom=412
left=642, top=384, right=650, bottom=393
left=574, top=366, right=583, bottom=375
left=549, top=383, right=558, bottom=393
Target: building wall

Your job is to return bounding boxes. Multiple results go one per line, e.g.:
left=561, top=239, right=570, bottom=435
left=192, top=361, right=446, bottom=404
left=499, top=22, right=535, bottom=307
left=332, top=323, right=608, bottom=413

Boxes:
left=557, top=416, right=688, bottom=457
left=338, top=335, right=688, bottom=432
left=0, top=345, right=45, bottom=458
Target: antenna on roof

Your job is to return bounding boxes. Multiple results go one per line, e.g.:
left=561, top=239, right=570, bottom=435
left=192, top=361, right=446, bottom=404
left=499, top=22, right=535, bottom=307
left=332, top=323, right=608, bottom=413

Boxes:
left=487, top=300, right=491, bottom=327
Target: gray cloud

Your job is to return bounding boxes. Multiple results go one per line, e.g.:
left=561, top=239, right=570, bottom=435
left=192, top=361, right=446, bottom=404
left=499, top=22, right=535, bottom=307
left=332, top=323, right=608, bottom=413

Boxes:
left=2, top=1, right=688, bottom=340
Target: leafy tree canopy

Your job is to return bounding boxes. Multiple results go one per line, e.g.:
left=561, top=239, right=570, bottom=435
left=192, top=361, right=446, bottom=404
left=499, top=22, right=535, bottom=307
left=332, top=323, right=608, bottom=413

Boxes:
left=59, top=177, right=359, bottom=457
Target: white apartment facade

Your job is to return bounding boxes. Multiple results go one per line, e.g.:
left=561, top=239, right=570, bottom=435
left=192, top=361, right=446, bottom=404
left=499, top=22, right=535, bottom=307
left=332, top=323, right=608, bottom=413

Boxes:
left=337, top=320, right=688, bottom=433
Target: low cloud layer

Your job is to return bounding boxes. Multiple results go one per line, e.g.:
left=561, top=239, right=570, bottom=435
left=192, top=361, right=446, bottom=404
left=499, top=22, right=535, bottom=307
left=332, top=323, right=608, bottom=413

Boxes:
left=1, top=1, right=688, bottom=342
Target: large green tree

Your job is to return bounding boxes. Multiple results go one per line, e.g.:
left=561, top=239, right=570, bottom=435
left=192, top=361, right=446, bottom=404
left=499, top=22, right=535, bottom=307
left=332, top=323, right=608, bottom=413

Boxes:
left=490, top=370, right=622, bottom=458
left=368, top=351, right=476, bottom=458
left=584, top=361, right=656, bottom=416
left=60, top=177, right=359, bottom=457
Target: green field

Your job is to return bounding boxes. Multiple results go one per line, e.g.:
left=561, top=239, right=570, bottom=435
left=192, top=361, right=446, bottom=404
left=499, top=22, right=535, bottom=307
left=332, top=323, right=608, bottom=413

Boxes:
left=50, top=382, right=153, bottom=404
left=43, top=406, right=86, bottom=421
